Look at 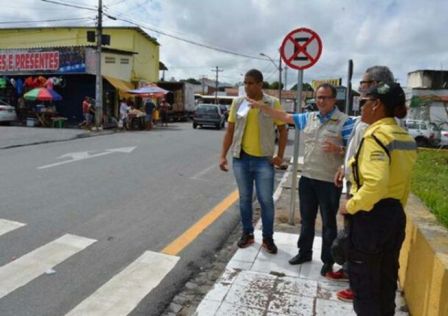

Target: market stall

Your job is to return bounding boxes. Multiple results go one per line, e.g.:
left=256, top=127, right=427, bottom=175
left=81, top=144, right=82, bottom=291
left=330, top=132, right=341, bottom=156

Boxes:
left=23, top=87, right=65, bottom=127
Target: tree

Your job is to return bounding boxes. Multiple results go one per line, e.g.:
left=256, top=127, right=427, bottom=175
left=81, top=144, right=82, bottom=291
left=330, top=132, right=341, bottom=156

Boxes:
left=270, top=81, right=284, bottom=90
left=290, top=83, right=314, bottom=91
left=181, top=78, right=201, bottom=85
left=262, top=81, right=270, bottom=89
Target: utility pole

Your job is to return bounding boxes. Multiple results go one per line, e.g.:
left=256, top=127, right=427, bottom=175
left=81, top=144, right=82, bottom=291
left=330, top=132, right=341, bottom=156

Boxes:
left=212, top=66, right=223, bottom=104
left=95, top=0, right=103, bottom=129
left=284, top=66, right=288, bottom=92
left=201, top=75, right=206, bottom=95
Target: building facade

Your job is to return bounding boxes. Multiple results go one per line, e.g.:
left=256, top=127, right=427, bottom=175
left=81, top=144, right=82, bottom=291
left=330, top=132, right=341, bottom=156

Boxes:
left=406, top=70, right=448, bottom=124
left=0, top=26, right=160, bottom=124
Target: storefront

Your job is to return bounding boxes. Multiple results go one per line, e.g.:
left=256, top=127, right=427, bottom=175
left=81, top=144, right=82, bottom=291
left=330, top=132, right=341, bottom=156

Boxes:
left=0, top=46, right=135, bottom=126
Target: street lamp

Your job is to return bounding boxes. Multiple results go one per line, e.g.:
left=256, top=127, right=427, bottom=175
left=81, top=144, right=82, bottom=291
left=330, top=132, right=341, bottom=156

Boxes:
left=260, top=53, right=282, bottom=102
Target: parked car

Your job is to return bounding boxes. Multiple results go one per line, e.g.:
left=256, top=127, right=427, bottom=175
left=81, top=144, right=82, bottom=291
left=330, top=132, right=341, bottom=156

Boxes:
left=0, top=99, right=17, bottom=124
left=404, top=119, right=440, bottom=147
left=438, top=122, right=448, bottom=147
left=193, top=103, right=226, bottom=129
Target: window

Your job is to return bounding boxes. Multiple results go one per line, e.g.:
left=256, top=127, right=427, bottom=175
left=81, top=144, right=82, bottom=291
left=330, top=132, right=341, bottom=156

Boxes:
left=105, top=57, right=115, bottom=64
left=120, top=58, right=129, bottom=64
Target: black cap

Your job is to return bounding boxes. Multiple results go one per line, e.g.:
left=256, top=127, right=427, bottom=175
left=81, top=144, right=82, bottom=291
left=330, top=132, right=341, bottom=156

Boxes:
left=365, top=82, right=405, bottom=109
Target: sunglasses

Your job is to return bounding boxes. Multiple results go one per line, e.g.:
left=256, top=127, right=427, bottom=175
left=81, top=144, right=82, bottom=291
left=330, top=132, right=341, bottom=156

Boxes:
left=359, top=80, right=375, bottom=85
left=359, top=98, right=377, bottom=107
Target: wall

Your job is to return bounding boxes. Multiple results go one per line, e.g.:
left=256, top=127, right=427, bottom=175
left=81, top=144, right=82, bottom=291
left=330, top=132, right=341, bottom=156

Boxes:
left=101, top=52, right=132, bottom=81
left=399, top=194, right=448, bottom=316
left=0, top=27, right=159, bottom=83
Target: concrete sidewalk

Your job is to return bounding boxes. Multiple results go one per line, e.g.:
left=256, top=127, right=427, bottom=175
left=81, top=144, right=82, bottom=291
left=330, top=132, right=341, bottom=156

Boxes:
left=0, top=126, right=115, bottom=149
left=192, top=165, right=409, bottom=316
left=193, top=230, right=408, bottom=316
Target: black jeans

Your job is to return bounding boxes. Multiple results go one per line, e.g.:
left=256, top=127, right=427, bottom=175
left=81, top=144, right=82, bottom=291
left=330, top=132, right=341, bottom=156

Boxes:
left=297, top=176, right=342, bottom=264
left=348, top=199, right=405, bottom=316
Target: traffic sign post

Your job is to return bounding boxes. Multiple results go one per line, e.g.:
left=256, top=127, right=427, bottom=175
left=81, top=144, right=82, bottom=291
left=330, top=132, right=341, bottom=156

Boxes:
left=280, top=27, right=323, bottom=224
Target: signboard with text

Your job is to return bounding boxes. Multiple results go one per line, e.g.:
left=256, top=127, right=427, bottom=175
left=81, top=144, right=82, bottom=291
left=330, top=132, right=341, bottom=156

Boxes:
left=0, top=47, right=87, bottom=74
left=311, top=78, right=341, bottom=90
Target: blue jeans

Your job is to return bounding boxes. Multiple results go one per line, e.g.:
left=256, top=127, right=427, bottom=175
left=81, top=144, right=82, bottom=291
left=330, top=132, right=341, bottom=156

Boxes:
left=232, top=152, right=275, bottom=239
left=297, top=176, right=342, bottom=263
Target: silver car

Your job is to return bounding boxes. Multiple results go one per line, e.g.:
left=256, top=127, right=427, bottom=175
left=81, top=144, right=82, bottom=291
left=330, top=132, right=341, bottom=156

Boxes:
left=0, top=99, right=17, bottom=124
left=439, top=122, right=448, bottom=147
left=192, top=104, right=226, bottom=129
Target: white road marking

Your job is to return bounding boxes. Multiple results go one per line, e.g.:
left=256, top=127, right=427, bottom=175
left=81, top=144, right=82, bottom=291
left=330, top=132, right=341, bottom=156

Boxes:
left=190, top=163, right=217, bottom=180
left=0, top=234, right=96, bottom=299
left=0, top=218, right=26, bottom=237
left=273, top=168, right=290, bottom=203
left=66, top=251, right=179, bottom=316
left=38, top=147, right=136, bottom=170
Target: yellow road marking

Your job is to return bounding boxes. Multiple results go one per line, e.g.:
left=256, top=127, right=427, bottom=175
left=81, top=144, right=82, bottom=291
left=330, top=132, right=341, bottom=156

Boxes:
left=161, top=190, right=239, bottom=256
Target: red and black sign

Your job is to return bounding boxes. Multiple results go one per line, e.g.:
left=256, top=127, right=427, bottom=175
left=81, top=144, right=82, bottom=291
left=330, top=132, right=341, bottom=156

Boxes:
left=0, top=47, right=87, bottom=74
left=0, top=51, right=59, bottom=72
left=280, top=27, right=323, bottom=70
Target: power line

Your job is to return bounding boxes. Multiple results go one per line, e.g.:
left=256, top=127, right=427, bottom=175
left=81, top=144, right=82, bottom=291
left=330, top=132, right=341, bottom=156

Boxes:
left=40, top=0, right=97, bottom=12
left=212, top=66, right=223, bottom=104
left=100, top=11, right=266, bottom=61
left=0, top=17, right=92, bottom=25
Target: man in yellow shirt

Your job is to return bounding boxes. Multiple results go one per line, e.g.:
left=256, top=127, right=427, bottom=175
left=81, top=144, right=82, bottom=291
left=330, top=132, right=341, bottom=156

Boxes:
left=219, top=69, right=287, bottom=254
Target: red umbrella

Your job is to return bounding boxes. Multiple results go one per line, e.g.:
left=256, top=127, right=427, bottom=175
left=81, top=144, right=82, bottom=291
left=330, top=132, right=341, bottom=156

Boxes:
left=24, top=87, right=62, bottom=101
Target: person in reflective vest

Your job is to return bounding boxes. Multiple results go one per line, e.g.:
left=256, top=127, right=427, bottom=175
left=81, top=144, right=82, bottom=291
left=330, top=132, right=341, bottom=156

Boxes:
left=340, top=82, right=417, bottom=316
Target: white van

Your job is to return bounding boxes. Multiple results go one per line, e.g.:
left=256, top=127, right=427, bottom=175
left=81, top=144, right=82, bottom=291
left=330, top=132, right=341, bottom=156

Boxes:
left=404, top=119, right=440, bottom=147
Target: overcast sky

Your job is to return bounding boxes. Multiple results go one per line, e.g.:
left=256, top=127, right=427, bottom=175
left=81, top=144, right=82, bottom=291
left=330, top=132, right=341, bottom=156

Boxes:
left=2, top=0, right=448, bottom=88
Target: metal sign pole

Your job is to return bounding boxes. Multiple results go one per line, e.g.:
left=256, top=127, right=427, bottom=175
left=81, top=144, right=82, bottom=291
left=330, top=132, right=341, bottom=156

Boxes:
left=345, top=59, right=353, bottom=114
left=289, top=69, right=304, bottom=224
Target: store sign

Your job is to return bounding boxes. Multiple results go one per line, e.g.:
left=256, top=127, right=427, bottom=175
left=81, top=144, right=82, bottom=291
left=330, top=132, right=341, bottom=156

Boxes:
left=0, top=47, right=86, bottom=74
left=0, top=51, right=59, bottom=71
left=311, top=78, right=342, bottom=90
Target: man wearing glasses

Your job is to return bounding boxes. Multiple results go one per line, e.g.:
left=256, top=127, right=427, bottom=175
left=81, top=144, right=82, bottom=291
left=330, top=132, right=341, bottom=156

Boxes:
left=249, top=83, right=353, bottom=276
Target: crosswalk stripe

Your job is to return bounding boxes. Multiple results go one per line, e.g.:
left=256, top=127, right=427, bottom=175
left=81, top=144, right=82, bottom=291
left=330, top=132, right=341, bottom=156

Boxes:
left=0, top=218, right=26, bottom=236
left=66, top=250, right=179, bottom=316
left=0, top=234, right=96, bottom=299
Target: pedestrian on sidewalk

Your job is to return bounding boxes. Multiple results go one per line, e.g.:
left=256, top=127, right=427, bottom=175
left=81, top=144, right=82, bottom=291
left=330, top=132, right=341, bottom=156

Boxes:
left=144, top=99, right=155, bottom=130
left=331, top=66, right=396, bottom=303
left=119, top=99, right=129, bottom=129
left=340, top=82, right=416, bottom=315
left=159, top=99, right=170, bottom=127
left=219, top=69, right=287, bottom=254
left=80, top=96, right=93, bottom=129
left=249, top=83, right=353, bottom=275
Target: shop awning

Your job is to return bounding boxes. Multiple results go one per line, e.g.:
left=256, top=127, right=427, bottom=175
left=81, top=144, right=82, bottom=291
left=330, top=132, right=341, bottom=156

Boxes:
left=104, top=75, right=134, bottom=96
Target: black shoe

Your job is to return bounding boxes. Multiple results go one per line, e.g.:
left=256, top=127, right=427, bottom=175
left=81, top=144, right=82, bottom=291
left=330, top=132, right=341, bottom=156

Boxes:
left=237, top=233, right=254, bottom=248
left=320, top=263, right=334, bottom=276
left=289, top=253, right=312, bottom=265
left=262, top=238, right=278, bottom=254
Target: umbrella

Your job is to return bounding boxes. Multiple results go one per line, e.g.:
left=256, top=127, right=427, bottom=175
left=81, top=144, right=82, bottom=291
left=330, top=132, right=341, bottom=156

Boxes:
left=127, top=84, right=168, bottom=98
left=24, top=88, right=63, bottom=101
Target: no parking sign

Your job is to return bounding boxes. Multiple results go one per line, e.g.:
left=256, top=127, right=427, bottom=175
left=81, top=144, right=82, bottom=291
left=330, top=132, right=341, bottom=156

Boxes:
left=280, top=27, right=322, bottom=70
left=281, top=27, right=323, bottom=223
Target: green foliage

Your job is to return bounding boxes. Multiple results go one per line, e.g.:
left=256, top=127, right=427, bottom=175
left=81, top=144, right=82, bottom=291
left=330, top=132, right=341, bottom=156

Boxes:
left=411, top=149, right=448, bottom=228
left=289, top=83, right=314, bottom=91
left=270, top=81, right=284, bottom=90
left=262, top=81, right=270, bottom=89
left=182, top=78, right=201, bottom=85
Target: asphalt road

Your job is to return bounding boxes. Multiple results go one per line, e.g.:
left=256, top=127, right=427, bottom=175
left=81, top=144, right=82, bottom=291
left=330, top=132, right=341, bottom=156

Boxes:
left=0, top=123, right=246, bottom=316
